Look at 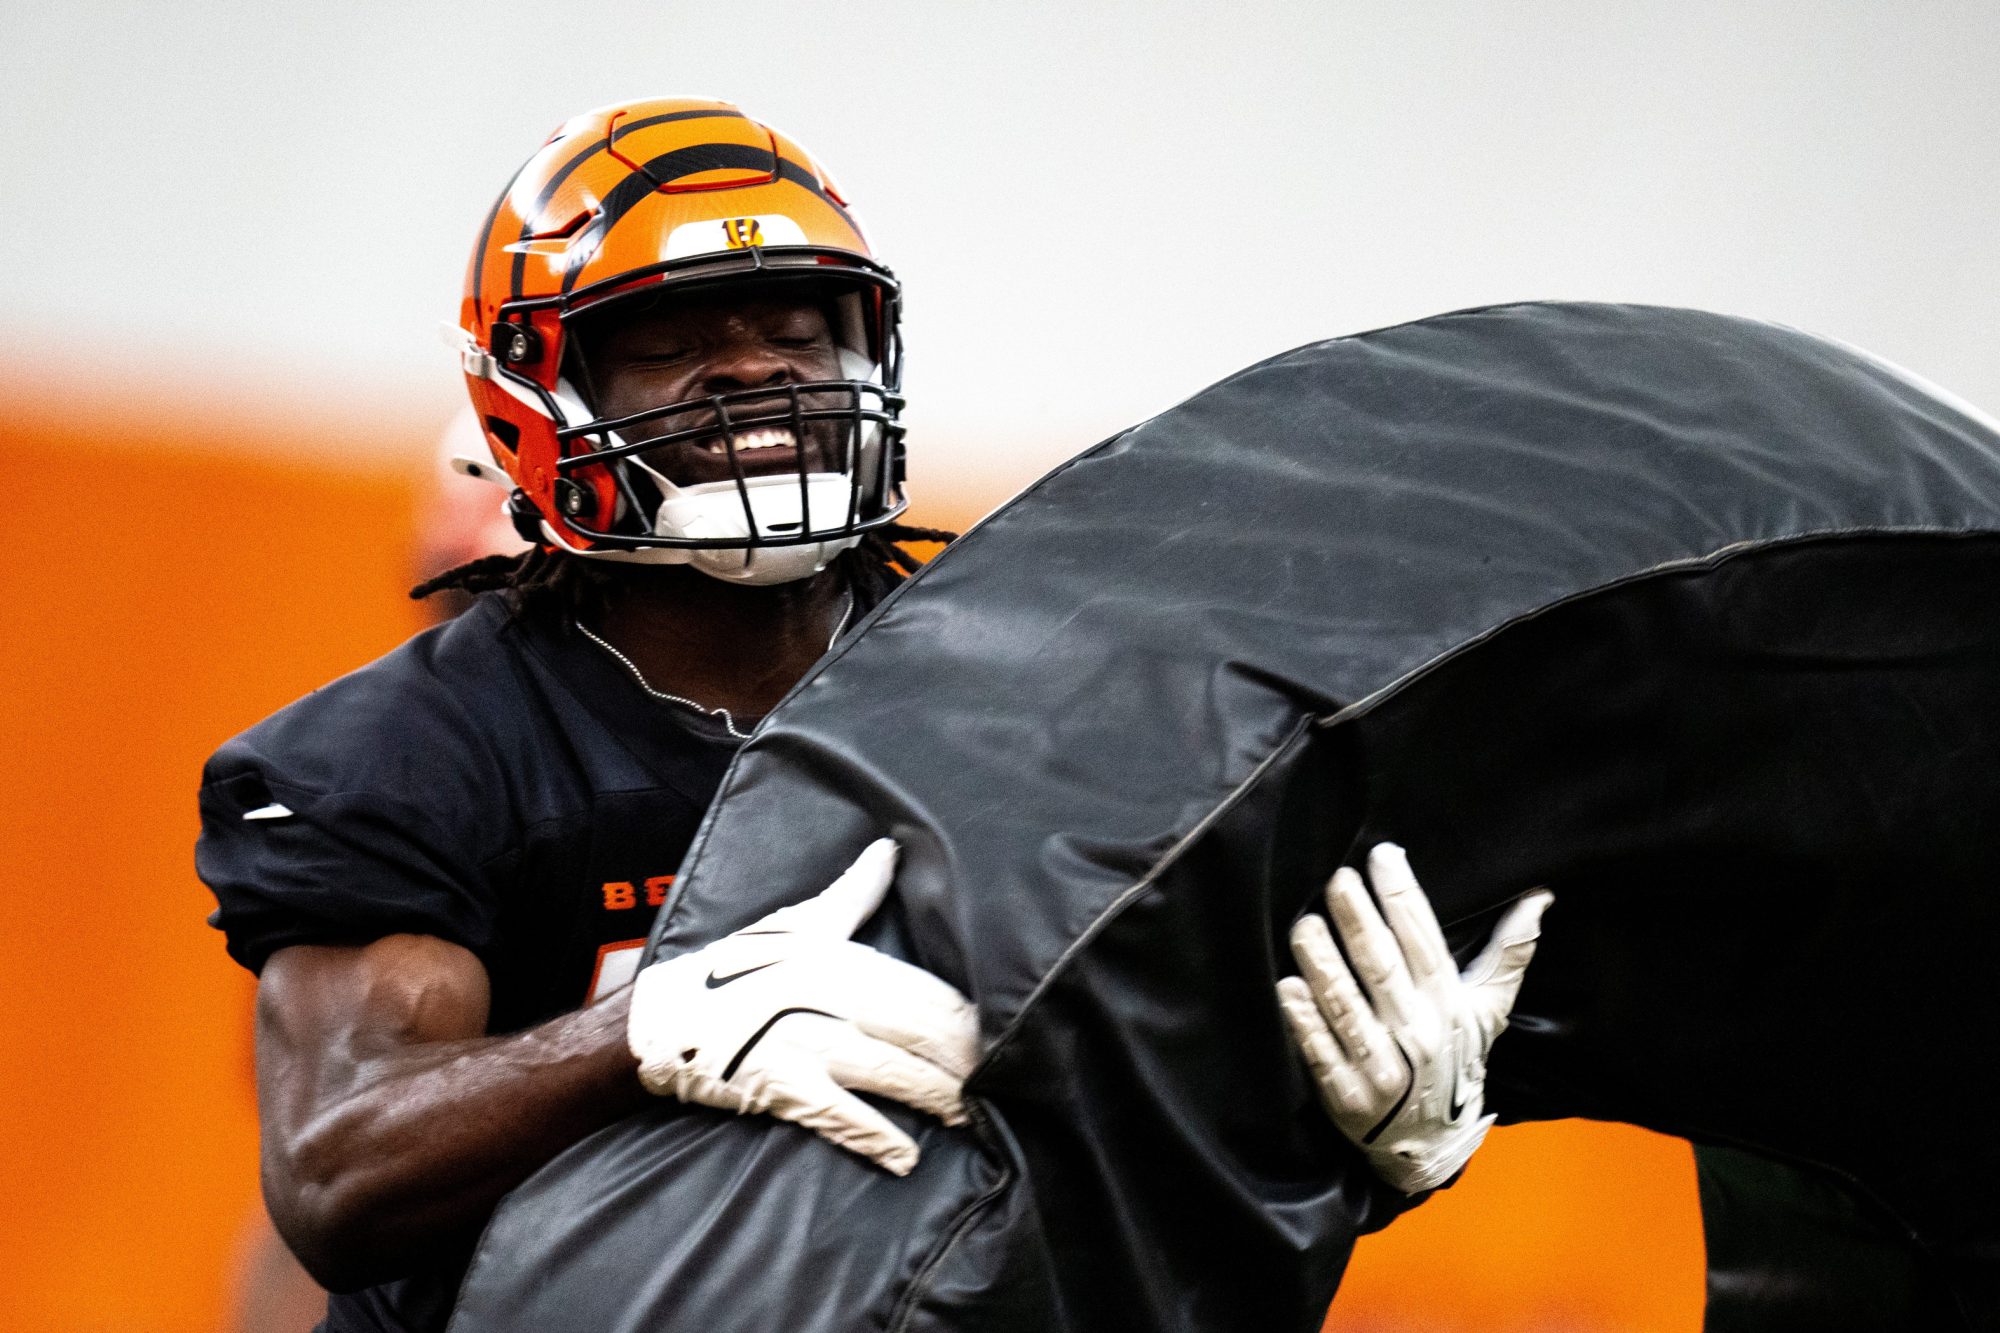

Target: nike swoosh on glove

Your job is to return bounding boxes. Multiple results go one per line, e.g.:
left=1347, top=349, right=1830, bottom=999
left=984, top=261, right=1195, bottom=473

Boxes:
left=627, top=838, right=979, bottom=1175
left=1276, top=842, right=1552, bottom=1195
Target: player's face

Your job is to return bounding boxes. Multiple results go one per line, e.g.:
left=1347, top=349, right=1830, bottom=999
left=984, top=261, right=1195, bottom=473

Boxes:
left=584, top=290, right=846, bottom=489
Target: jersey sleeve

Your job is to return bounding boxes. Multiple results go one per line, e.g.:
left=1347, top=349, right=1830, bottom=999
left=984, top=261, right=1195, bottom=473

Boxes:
left=196, top=642, right=515, bottom=975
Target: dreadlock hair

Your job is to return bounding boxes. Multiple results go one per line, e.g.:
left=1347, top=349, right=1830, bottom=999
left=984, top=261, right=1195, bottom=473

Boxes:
left=410, top=523, right=958, bottom=625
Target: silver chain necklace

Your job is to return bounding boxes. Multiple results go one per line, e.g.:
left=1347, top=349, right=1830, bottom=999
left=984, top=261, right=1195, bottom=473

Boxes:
left=576, top=591, right=854, bottom=742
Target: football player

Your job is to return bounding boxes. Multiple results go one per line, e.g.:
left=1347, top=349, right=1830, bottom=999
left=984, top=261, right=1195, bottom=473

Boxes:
left=197, top=97, right=1545, bottom=1333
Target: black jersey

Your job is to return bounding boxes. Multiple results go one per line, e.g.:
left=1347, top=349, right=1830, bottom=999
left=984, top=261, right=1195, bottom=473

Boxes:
left=196, top=592, right=744, bottom=1332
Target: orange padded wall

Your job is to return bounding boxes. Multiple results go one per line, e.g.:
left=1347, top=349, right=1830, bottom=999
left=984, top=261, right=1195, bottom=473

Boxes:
left=0, top=390, right=424, bottom=1332
left=1328, top=1122, right=1702, bottom=1330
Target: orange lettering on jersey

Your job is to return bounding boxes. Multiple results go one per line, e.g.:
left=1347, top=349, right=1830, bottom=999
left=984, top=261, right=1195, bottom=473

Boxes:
left=601, top=880, right=637, bottom=911
left=645, top=875, right=676, bottom=907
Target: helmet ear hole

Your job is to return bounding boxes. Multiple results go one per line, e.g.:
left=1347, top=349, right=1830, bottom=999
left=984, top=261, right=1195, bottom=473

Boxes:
left=484, top=415, right=521, bottom=453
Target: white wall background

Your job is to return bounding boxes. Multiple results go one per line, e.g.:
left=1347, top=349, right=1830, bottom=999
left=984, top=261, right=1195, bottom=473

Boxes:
left=4, top=1, right=1996, bottom=498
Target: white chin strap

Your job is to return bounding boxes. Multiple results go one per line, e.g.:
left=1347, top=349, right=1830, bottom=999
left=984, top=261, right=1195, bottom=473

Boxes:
left=537, top=510, right=859, bottom=585
left=609, top=457, right=865, bottom=586
left=661, top=472, right=864, bottom=586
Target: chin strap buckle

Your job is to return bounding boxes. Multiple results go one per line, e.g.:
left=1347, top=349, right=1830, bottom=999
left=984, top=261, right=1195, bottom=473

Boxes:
left=507, top=489, right=547, bottom=544
left=440, top=322, right=497, bottom=380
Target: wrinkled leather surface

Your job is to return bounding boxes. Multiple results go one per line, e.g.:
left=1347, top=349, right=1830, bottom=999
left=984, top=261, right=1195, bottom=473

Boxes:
left=1696, top=1143, right=1967, bottom=1331
left=451, top=303, right=2000, bottom=1332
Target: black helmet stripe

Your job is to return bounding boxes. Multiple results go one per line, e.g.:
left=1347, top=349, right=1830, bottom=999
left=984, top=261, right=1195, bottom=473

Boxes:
left=469, top=175, right=516, bottom=311
left=558, top=147, right=855, bottom=295
left=504, top=108, right=745, bottom=301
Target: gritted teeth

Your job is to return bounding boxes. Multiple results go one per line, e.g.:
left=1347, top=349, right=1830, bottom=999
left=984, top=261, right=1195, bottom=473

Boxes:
left=706, top=427, right=797, bottom=456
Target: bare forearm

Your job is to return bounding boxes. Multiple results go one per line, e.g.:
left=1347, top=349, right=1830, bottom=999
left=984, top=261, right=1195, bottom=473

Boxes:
left=265, top=988, right=648, bottom=1288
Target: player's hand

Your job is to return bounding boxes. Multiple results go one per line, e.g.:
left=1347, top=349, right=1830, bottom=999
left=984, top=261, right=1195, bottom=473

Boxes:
left=626, top=838, right=977, bottom=1176
left=1276, top=842, right=1552, bottom=1194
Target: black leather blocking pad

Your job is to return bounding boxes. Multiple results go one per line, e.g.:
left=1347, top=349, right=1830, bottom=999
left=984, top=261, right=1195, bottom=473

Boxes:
left=449, top=304, right=2000, bottom=1332
left=1346, top=533, right=2000, bottom=1331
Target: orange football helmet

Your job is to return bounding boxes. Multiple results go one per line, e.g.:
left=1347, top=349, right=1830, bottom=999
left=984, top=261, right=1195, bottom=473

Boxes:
left=454, top=97, right=906, bottom=584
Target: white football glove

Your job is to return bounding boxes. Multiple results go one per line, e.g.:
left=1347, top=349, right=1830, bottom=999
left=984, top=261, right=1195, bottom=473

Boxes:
left=627, top=838, right=978, bottom=1176
left=1276, top=842, right=1552, bottom=1195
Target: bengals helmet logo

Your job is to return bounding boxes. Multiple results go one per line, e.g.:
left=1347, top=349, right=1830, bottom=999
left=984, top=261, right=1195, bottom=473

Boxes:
left=721, top=217, right=764, bottom=249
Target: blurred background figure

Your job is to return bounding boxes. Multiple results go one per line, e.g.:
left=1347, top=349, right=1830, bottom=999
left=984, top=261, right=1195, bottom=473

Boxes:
left=229, top=1215, right=325, bottom=1333
left=411, top=409, right=533, bottom=623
